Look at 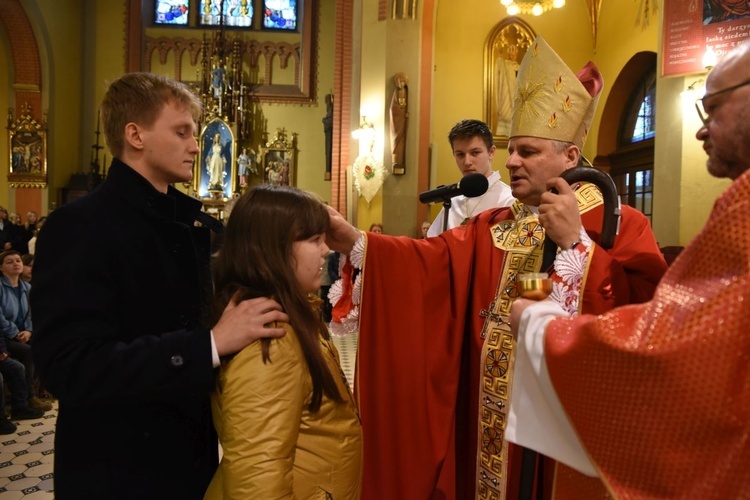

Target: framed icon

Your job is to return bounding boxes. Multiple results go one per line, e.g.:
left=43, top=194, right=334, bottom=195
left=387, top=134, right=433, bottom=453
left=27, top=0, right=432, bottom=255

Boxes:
left=196, top=118, right=236, bottom=198
left=261, top=128, right=295, bottom=187
left=7, top=105, right=47, bottom=188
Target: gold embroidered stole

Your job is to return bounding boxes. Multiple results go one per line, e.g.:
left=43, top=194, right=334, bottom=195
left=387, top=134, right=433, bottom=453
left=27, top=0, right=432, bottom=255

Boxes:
left=475, top=184, right=603, bottom=499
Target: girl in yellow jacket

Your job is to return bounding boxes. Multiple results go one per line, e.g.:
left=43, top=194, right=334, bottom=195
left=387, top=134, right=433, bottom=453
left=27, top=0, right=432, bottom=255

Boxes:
left=205, top=185, right=362, bottom=499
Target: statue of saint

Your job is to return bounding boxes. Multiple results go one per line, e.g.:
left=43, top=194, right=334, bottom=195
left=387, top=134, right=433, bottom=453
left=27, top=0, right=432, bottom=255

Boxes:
left=322, top=94, right=334, bottom=180
left=389, top=73, right=408, bottom=173
left=495, top=43, right=520, bottom=137
left=237, top=147, right=257, bottom=187
left=237, top=148, right=250, bottom=187
left=206, top=133, right=226, bottom=189
left=211, top=62, right=230, bottom=99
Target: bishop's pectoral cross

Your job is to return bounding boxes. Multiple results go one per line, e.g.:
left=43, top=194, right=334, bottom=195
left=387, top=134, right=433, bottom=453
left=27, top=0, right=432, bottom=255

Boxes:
left=479, top=301, right=506, bottom=339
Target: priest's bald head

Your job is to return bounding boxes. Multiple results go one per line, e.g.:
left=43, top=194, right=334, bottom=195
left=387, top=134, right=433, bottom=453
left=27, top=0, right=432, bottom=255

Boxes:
left=505, top=36, right=604, bottom=206
left=696, top=40, right=750, bottom=180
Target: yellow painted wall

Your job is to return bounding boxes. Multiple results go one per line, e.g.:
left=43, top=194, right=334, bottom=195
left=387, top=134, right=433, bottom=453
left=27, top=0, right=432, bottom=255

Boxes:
left=355, top=0, right=387, bottom=231
left=93, top=1, right=128, bottom=127
left=0, top=27, right=10, bottom=208
left=34, top=0, right=85, bottom=207
left=354, top=0, right=423, bottom=236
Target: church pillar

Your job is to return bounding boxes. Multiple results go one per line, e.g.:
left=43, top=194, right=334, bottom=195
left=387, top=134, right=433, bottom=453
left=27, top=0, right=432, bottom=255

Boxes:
left=353, top=0, right=433, bottom=236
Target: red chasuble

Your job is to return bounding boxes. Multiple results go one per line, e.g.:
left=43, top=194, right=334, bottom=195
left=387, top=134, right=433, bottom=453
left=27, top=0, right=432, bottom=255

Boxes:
left=352, top=188, right=668, bottom=499
left=544, top=169, right=750, bottom=498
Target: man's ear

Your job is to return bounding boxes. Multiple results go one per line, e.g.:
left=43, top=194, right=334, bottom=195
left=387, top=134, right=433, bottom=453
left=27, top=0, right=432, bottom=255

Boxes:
left=124, top=122, right=144, bottom=151
left=563, top=144, right=580, bottom=169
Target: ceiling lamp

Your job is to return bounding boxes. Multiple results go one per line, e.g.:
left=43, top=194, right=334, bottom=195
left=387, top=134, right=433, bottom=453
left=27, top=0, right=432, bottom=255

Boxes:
left=502, top=0, right=566, bottom=16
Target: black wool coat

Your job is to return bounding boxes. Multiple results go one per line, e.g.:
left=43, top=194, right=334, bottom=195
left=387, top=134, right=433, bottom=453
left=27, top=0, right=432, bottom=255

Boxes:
left=32, top=159, right=219, bottom=500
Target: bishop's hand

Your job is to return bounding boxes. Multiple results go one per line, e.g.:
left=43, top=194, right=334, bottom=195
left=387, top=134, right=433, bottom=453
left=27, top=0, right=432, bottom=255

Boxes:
left=325, top=205, right=361, bottom=254
left=538, top=177, right=582, bottom=250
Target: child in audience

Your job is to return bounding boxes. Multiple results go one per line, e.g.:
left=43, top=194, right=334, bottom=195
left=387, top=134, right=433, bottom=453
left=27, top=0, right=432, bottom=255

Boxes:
left=205, top=185, right=362, bottom=498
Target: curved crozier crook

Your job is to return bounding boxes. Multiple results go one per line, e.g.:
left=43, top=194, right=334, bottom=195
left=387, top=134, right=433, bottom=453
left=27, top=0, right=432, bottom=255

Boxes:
left=541, top=166, right=621, bottom=270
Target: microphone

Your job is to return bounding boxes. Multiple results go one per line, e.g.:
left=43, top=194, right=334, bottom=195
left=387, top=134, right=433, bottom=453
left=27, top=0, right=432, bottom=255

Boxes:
left=419, top=173, right=489, bottom=204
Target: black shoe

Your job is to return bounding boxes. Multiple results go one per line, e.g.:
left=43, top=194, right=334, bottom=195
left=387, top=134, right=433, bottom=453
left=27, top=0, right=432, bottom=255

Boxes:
left=11, top=406, right=45, bottom=420
left=0, top=416, right=17, bottom=434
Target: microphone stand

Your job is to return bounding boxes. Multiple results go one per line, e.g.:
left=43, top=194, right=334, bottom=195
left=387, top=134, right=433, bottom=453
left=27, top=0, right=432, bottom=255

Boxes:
left=441, top=198, right=452, bottom=233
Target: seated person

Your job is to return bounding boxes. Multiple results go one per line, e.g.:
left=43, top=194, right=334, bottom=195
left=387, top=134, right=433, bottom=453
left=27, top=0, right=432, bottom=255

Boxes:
left=0, top=251, right=51, bottom=412
left=21, top=254, right=33, bottom=283
left=0, top=331, right=43, bottom=421
left=0, top=372, right=18, bottom=434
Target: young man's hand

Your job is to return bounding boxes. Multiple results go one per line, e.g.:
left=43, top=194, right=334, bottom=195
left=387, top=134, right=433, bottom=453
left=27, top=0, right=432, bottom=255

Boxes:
left=212, top=295, right=289, bottom=357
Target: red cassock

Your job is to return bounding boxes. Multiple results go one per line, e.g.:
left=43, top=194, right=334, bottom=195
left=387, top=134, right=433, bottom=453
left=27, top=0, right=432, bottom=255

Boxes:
left=348, top=187, right=668, bottom=499
left=543, top=169, right=750, bottom=498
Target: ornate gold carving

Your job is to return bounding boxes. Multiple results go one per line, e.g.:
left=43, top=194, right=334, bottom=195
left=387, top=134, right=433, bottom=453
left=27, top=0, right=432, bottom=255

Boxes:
left=7, top=103, right=47, bottom=188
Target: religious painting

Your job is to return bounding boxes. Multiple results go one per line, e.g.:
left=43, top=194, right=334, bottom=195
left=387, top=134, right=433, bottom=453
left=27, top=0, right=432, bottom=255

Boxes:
left=484, top=18, right=535, bottom=147
left=7, top=105, right=47, bottom=188
left=261, top=128, right=295, bottom=187
left=196, top=118, right=236, bottom=198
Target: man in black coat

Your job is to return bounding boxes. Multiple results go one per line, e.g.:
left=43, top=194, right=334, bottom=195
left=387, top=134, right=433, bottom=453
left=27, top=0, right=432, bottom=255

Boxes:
left=31, top=73, right=288, bottom=499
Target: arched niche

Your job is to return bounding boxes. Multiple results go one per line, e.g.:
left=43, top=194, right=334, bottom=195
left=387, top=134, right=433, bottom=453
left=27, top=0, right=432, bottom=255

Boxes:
left=483, top=17, right=535, bottom=147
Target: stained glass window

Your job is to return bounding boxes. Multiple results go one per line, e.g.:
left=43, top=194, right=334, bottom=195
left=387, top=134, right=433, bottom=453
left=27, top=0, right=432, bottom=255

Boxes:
left=263, top=0, right=297, bottom=30
left=609, top=62, right=656, bottom=222
left=624, top=70, right=656, bottom=144
left=631, top=90, right=655, bottom=142
left=155, top=0, right=190, bottom=25
left=199, top=0, right=253, bottom=27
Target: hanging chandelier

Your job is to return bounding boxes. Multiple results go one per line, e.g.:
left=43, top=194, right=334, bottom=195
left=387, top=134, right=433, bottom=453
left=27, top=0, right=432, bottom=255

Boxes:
left=501, top=0, right=566, bottom=16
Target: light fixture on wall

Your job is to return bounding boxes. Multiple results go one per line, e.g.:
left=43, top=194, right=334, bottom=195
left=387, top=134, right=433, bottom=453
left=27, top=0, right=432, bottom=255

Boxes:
left=682, top=78, right=705, bottom=98
left=702, top=47, right=717, bottom=71
left=501, top=0, right=565, bottom=16
left=681, top=78, right=705, bottom=118
left=352, top=117, right=376, bottom=144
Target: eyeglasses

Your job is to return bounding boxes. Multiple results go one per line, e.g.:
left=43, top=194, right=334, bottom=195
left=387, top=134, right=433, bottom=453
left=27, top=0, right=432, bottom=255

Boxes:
left=695, top=78, right=750, bottom=124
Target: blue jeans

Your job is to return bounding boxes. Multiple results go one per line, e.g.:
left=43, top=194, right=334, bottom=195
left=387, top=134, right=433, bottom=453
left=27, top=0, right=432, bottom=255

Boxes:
left=0, top=356, right=28, bottom=409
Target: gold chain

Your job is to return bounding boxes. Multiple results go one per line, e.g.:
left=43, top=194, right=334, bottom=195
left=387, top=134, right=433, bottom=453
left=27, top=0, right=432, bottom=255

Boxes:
left=468, top=177, right=502, bottom=218
left=461, top=177, right=502, bottom=225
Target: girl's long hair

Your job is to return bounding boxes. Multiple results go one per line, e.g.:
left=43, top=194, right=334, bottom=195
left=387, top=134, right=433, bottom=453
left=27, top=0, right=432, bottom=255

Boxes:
left=211, top=185, right=343, bottom=412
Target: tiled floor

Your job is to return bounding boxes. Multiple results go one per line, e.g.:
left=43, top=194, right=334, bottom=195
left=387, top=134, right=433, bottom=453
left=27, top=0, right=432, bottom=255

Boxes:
left=0, top=401, right=56, bottom=499
left=0, top=332, right=358, bottom=499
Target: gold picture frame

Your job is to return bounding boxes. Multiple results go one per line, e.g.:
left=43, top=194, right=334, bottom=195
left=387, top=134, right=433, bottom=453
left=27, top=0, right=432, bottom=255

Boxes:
left=261, top=128, right=295, bottom=187
left=484, top=18, right=535, bottom=147
left=7, top=104, right=48, bottom=188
